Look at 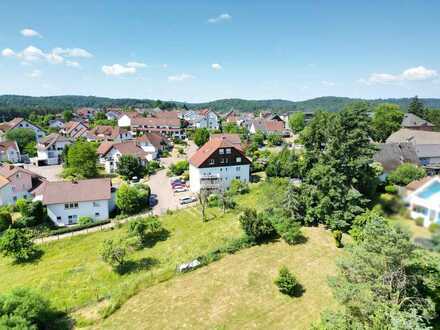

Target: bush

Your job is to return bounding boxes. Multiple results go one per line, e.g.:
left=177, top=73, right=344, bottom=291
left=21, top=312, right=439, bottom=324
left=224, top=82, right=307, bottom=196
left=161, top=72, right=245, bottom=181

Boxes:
left=384, top=184, right=398, bottom=194
left=116, top=183, right=150, bottom=215
left=0, top=288, right=62, bottom=329
left=127, top=216, right=162, bottom=248
left=333, top=230, right=343, bottom=248
left=270, top=211, right=303, bottom=245
left=428, top=223, right=440, bottom=233
left=0, top=212, right=12, bottom=232
left=48, top=220, right=110, bottom=236
left=78, top=216, right=94, bottom=226
left=415, top=217, right=424, bottom=227
left=229, top=179, right=250, bottom=195
left=432, top=231, right=440, bottom=252
left=379, top=193, right=403, bottom=215
left=168, top=160, right=189, bottom=176
left=239, top=208, right=275, bottom=242
left=100, top=239, right=127, bottom=272
left=207, top=194, right=220, bottom=207
left=0, top=228, right=39, bottom=263
left=274, top=266, right=299, bottom=296
left=387, top=163, right=426, bottom=186
left=116, top=155, right=145, bottom=180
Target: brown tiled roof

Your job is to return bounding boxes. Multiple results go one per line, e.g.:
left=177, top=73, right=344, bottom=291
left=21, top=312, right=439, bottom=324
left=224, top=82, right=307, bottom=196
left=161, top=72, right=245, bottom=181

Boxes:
left=0, top=164, right=40, bottom=179
left=198, top=109, right=210, bottom=116
left=97, top=141, right=147, bottom=158
left=189, top=136, right=249, bottom=167
left=64, top=121, right=87, bottom=134
left=211, top=133, right=242, bottom=149
left=0, top=176, right=10, bottom=189
left=40, top=178, right=112, bottom=205
left=406, top=176, right=433, bottom=192
left=152, top=110, right=181, bottom=119
left=7, top=117, right=25, bottom=128
left=252, top=119, right=285, bottom=133
left=88, top=125, right=128, bottom=140
left=136, top=133, right=169, bottom=149
left=0, top=140, right=19, bottom=153
left=38, top=133, right=70, bottom=150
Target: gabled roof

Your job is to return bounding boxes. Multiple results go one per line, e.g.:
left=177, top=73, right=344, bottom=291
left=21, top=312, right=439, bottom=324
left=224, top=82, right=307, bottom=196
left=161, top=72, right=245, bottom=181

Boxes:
left=39, top=178, right=112, bottom=205
left=0, top=140, right=19, bottom=153
left=7, top=117, right=25, bottom=128
left=251, top=119, right=285, bottom=133
left=189, top=136, right=250, bottom=167
left=210, top=133, right=242, bottom=149
left=0, top=164, right=41, bottom=179
left=136, top=132, right=169, bottom=149
left=38, top=133, right=70, bottom=150
left=151, top=110, right=181, bottom=119
left=0, top=176, right=10, bottom=189
left=0, top=118, right=41, bottom=132
left=386, top=128, right=440, bottom=145
left=402, top=113, right=434, bottom=128
left=373, top=143, right=420, bottom=172
left=132, top=116, right=181, bottom=127
left=97, top=141, right=147, bottom=158
left=87, top=125, right=129, bottom=141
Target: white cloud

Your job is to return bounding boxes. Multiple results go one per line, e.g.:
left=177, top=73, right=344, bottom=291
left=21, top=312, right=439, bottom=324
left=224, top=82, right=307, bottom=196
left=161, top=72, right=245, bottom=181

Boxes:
left=21, top=28, right=42, bottom=38
left=321, top=80, right=335, bottom=87
left=102, top=64, right=136, bottom=76
left=18, top=46, right=47, bottom=62
left=52, top=47, right=93, bottom=58
left=46, top=53, right=64, bottom=64
left=66, top=60, right=80, bottom=68
left=126, top=62, right=147, bottom=68
left=168, top=73, right=195, bottom=82
left=1, top=48, right=15, bottom=57
left=362, top=66, right=438, bottom=84
left=208, top=13, right=231, bottom=23
left=28, top=69, right=42, bottom=78
left=211, top=63, right=222, bottom=70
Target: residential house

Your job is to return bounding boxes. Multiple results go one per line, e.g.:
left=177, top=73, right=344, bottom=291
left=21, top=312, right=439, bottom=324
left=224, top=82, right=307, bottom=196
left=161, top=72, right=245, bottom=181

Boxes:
left=117, top=112, right=142, bottom=128
left=0, top=117, right=45, bottom=141
left=86, top=125, right=132, bottom=142
left=61, top=121, right=88, bottom=139
left=0, top=164, right=44, bottom=203
left=97, top=140, right=148, bottom=174
left=373, top=143, right=420, bottom=181
left=131, top=116, right=185, bottom=139
left=405, top=176, right=440, bottom=227
left=249, top=119, right=288, bottom=136
left=0, top=176, right=14, bottom=206
left=105, top=110, right=122, bottom=121
left=33, top=178, right=116, bottom=226
left=48, top=119, right=65, bottom=129
left=386, top=128, right=440, bottom=174
left=401, top=113, right=434, bottom=131
left=0, top=141, right=21, bottom=163
left=75, top=107, right=97, bottom=120
left=36, top=133, right=71, bottom=166
left=223, top=110, right=240, bottom=124
left=189, top=136, right=251, bottom=193
left=210, top=133, right=242, bottom=149
left=184, top=109, right=219, bottom=130
left=136, top=133, right=170, bottom=160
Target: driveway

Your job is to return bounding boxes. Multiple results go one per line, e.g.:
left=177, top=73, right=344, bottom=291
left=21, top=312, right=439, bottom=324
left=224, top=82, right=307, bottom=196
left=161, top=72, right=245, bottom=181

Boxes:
left=24, top=164, right=63, bottom=181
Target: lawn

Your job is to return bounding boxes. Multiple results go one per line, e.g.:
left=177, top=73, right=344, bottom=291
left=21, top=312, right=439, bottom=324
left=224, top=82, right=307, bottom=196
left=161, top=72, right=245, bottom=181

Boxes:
left=92, top=226, right=341, bottom=330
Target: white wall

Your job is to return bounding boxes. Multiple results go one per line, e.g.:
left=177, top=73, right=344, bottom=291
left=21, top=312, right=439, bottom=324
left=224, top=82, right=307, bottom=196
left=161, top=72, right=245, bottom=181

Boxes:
left=190, top=163, right=250, bottom=193
left=118, top=115, right=131, bottom=127
left=0, top=184, right=14, bottom=206
left=47, top=199, right=110, bottom=226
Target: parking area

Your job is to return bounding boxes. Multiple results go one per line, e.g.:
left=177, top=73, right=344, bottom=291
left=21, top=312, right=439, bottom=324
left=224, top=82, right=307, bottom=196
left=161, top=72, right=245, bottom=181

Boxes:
left=23, top=164, right=63, bottom=181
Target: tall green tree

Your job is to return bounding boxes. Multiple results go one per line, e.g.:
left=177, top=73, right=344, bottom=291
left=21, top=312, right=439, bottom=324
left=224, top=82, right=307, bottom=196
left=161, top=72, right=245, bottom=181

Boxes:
left=407, top=96, right=426, bottom=119
left=62, top=110, right=73, bottom=122
left=116, top=155, right=145, bottom=180
left=288, top=112, right=305, bottom=133
left=5, top=128, right=36, bottom=153
left=65, top=140, right=98, bottom=178
left=371, top=103, right=404, bottom=142
left=193, top=128, right=210, bottom=147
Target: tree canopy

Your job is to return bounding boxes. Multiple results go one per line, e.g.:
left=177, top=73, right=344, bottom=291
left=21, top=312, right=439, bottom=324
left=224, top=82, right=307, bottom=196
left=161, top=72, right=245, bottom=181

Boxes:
left=65, top=140, right=98, bottom=178
left=371, top=103, right=404, bottom=142
left=5, top=128, right=36, bottom=154
left=288, top=112, right=305, bottom=133
left=194, top=128, right=210, bottom=147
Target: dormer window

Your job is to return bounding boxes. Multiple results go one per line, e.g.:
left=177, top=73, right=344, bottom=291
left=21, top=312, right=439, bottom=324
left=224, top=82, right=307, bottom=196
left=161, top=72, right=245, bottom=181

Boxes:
left=219, top=148, right=224, bottom=155
left=226, top=148, right=231, bottom=154
left=209, top=159, right=215, bottom=165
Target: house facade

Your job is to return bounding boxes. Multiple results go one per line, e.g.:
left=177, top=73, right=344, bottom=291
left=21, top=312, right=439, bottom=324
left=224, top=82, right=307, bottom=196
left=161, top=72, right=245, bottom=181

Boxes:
left=0, top=141, right=21, bottom=163
left=249, top=119, right=288, bottom=136
left=406, top=176, right=440, bottom=227
left=136, top=133, right=170, bottom=161
left=61, top=121, right=88, bottom=139
left=189, top=136, right=251, bottom=193
left=86, top=125, right=133, bottom=142
left=184, top=109, right=219, bottom=130
left=0, top=118, right=45, bottom=141
left=37, top=133, right=71, bottom=166
left=97, top=141, right=148, bottom=174
left=0, top=177, right=14, bottom=206
left=0, top=164, right=43, bottom=203
left=33, top=178, right=115, bottom=226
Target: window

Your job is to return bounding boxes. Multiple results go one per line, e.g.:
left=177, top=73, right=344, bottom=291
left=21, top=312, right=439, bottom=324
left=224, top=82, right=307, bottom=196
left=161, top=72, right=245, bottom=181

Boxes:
left=95, top=212, right=100, bottom=217
left=226, top=148, right=231, bottom=154
left=236, top=176, right=241, bottom=180
left=93, top=201, right=100, bottom=207
left=56, top=216, right=61, bottom=221
left=219, top=148, right=224, bottom=155
left=65, top=202, right=79, bottom=209
left=236, top=157, right=242, bottom=163
left=412, top=205, right=428, bottom=215
left=236, top=166, right=241, bottom=171
left=209, top=159, right=215, bottom=165
left=68, top=215, right=78, bottom=224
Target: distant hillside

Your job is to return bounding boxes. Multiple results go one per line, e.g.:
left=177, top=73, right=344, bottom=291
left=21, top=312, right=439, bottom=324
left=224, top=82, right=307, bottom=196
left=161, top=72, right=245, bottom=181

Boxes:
left=1, top=94, right=440, bottom=120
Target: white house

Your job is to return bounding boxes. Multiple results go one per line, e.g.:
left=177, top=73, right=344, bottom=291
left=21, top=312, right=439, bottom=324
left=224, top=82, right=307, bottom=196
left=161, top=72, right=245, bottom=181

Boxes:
left=406, top=176, right=440, bottom=227
left=0, top=117, right=45, bottom=141
left=33, top=178, right=116, bottom=226
left=86, top=125, right=133, bottom=142
left=36, top=133, right=71, bottom=166
left=189, top=135, right=251, bottom=193
left=48, top=119, right=65, bottom=129
left=97, top=141, right=148, bottom=174
left=117, top=112, right=140, bottom=128
left=0, top=141, right=21, bottom=163
left=184, top=109, right=219, bottom=130
left=136, top=133, right=170, bottom=161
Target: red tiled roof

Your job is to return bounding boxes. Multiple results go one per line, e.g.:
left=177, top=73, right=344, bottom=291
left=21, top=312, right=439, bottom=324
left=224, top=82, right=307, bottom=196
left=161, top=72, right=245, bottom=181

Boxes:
left=136, top=133, right=169, bottom=149
left=0, top=164, right=40, bottom=179
left=210, top=133, right=242, bottom=149
left=189, top=136, right=249, bottom=167
left=97, top=141, right=147, bottom=158
left=0, top=140, right=19, bottom=153
left=40, top=178, right=112, bottom=205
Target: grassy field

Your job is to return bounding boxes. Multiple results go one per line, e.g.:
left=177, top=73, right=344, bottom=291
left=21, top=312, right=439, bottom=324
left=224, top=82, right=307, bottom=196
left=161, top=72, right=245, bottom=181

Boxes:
left=93, top=226, right=341, bottom=330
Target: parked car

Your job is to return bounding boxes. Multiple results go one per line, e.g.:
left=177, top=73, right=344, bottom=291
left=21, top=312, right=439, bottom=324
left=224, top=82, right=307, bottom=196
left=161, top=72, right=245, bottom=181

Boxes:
left=179, top=196, right=196, bottom=205
left=171, top=181, right=186, bottom=188
left=174, top=187, right=188, bottom=193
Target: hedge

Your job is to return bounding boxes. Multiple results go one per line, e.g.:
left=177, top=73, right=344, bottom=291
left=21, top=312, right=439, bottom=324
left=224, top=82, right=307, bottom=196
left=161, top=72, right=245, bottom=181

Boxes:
left=46, top=220, right=111, bottom=236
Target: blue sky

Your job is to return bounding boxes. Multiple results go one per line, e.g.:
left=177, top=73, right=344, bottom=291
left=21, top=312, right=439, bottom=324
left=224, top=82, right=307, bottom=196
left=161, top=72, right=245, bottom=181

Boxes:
left=1, top=0, right=439, bottom=102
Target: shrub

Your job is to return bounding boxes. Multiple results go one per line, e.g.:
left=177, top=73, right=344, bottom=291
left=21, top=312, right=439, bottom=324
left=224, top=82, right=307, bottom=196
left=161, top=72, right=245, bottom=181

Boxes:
left=379, top=193, right=403, bottom=215
left=432, top=231, right=440, bottom=252
left=271, top=212, right=303, bottom=245
left=100, top=239, right=127, bottom=272
left=229, top=179, right=250, bottom=195
left=387, top=163, right=426, bottom=186
left=48, top=220, right=110, bottom=236
left=239, top=208, right=275, bottom=242
left=116, top=155, right=145, bottom=180
left=415, top=217, right=424, bottom=227
left=127, top=215, right=162, bottom=248
left=0, top=212, right=12, bottom=232
left=0, top=288, right=62, bottom=329
left=384, top=184, right=398, bottom=194
left=428, top=223, right=440, bottom=233
left=78, top=216, right=94, bottom=226
left=333, top=230, right=343, bottom=248
left=207, top=194, right=220, bottom=207
left=0, top=228, right=39, bottom=263
left=116, top=183, right=149, bottom=215
left=168, top=160, right=189, bottom=176
left=274, top=266, right=299, bottom=296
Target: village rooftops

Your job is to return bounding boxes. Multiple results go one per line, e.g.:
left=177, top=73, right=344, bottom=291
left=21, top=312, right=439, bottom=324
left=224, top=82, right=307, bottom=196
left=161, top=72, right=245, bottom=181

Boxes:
left=401, top=113, right=434, bottom=129
left=251, top=119, right=285, bottom=133
left=136, top=132, right=170, bottom=149
left=0, top=140, right=19, bottom=153
left=373, top=142, right=420, bottom=172
left=0, top=164, right=40, bottom=179
left=38, top=133, right=70, bottom=150
left=210, top=133, right=242, bottom=149
left=386, top=128, right=440, bottom=145
left=37, top=178, right=112, bottom=205
left=97, top=140, right=148, bottom=158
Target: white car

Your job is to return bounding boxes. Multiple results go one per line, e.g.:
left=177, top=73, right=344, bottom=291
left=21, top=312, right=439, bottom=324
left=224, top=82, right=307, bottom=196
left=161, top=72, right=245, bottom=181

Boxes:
left=179, top=196, right=196, bottom=205
left=174, top=187, right=188, bottom=193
